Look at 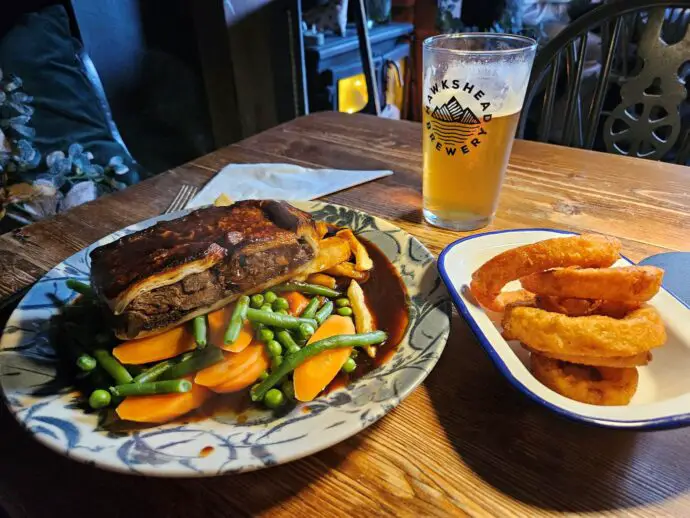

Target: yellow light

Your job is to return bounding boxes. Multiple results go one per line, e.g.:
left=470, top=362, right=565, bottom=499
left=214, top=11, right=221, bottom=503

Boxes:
left=354, top=80, right=362, bottom=86
left=346, top=109, right=355, bottom=114
left=338, top=73, right=368, bottom=113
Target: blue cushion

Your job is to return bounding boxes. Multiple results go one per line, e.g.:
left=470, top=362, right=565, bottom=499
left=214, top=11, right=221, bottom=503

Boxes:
left=639, top=252, right=690, bottom=308
left=0, top=4, right=139, bottom=186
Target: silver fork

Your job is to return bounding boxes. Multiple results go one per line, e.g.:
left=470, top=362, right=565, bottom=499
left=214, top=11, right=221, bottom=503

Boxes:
left=164, top=184, right=199, bottom=214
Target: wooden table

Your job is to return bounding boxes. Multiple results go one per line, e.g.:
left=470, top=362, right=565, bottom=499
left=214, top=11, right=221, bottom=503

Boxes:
left=1, top=112, right=689, bottom=517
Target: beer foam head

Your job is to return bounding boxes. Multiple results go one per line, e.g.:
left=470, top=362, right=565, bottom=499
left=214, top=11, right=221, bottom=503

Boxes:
left=423, top=46, right=535, bottom=117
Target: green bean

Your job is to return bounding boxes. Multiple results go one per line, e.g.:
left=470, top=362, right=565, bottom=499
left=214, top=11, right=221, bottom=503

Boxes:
left=246, top=308, right=318, bottom=330
left=250, top=294, right=264, bottom=308
left=66, top=279, right=95, bottom=298
left=224, top=295, right=249, bottom=345
left=276, top=309, right=289, bottom=316
left=88, top=389, right=112, bottom=409
left=276, top=330, right=300, bottom=355
left=300, top=297, right=320, bottom=319
left=193, top=315, right=208, bottom=348
left=274, top=281, right=340, bottom=298
left=314, top=300, right=334, bottom=324
left=264, top=291, right=277, bottom=304
left=110, top=379, right=192, bottom=397
left=337, top=307, right=353, bottom=317
left=259, top=370, right=269, bottom=381
left=260, top=304, right=274, bottom=313
left=251, top=331, right=387, bottom=401
left=93, top=349, right=133, bottom=385
left=335, top=298, right=351, bottom=308
left=76, top=354, right=97, bottom=372
left=164, top=347, right=224, bottom=379
left=133, top=360, right=175, bottom=384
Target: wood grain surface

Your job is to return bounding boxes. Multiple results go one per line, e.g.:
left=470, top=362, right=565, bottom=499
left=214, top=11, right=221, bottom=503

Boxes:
left=1, top=112, right=689, bottom=517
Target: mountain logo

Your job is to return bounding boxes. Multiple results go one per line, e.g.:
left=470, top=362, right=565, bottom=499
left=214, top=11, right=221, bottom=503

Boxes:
left=425, top=81, right=492, bottom=157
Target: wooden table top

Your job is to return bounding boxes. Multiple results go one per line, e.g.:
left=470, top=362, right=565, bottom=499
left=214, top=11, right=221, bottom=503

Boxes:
left=1, top=112, right=689, bottom=517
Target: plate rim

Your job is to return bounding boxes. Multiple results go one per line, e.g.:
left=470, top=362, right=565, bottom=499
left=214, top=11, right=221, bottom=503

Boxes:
left=0, top=201, right=451, bottom=475
left=438, top=227, right=690, bottom=431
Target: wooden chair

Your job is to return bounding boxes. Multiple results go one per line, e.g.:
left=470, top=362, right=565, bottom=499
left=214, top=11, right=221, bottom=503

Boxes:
left=518, top=0, right=690, bottom=163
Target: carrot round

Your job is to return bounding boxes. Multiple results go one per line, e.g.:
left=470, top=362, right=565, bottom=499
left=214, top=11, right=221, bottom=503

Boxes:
left=115, top=377, right=211, bottom=423
left=195, top=342, right=267, bottom=388
left=112, top=326, right=195, bottom=365
left=283, top=291, right=310, bottom=316
left=210, top=347, right=270, bottom=393
left=207, top=306, right=231, bottom=347
left=294, top=315, right=355, bottom=402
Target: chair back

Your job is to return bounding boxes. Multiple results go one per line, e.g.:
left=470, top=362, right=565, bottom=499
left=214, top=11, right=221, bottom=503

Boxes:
left=519, top=0, right=690, bottom=164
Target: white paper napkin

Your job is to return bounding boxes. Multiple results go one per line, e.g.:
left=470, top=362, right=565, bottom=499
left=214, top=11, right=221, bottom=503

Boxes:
left=187, top=163, right=393, bottom=208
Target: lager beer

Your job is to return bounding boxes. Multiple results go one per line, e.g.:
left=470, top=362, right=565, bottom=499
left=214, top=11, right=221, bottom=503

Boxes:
left=422, top=34, right=536, bottom=230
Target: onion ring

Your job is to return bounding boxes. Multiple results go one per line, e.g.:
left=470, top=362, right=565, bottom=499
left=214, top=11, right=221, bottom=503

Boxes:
left=502, top=305, right=666, bottom=357
left=522, top=345, right=651, bottom=368
left=521, top=266, right=663, bottom=302
left=535, top=296, right=640, bottom=318
left=530, top=353, right=638, bottom=406
left=470, top=234, right=621, bottom=311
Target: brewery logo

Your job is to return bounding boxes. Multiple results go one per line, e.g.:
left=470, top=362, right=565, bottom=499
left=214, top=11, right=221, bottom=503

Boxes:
left=426, top=80, right=493, bottom=156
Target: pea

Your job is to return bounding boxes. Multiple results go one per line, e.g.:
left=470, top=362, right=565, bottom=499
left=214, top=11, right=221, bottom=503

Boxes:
left=259, top=328, right=275, bottom=342
left=336, top=307, right=353, bottom=317
left=276, top=309, right=289, bottom=316
left=250, top=294, right=264, bottom=308
left=281, top=379, right=296, bottom=400
left=341, top=357, right=357, bottom=374
left=88, top=389, right=112, bottom=409
left=264, top=291, right=277, bottom=304
left=264, top=388, right=285, bottom=409
left=335, top=298, right=351, bottom=308
left=273, top=297, right=289, bottom=311
left=271, top=355, right=283, bottom=370
left=298, top=323, right=315, bottom=340
left=267, top=340, right=283, bottom=357
left=259, top=370, right=269, bottom=381
left=76, top=354, right=96, bottom=372
left=260, top=304, right=274, bottom=313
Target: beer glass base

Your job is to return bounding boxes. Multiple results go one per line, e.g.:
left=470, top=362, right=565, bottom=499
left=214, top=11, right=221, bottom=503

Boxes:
left=423, top=208, right=492, bottom=231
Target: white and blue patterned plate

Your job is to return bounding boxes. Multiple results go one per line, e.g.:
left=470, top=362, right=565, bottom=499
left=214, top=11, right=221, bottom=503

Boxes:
left=439, top=228, right=690, bottom=430
left=0, top=202, right=451, bottom=476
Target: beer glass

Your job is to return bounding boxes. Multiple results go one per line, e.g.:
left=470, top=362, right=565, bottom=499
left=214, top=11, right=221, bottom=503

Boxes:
left=422, top=34, right=536, bottom=230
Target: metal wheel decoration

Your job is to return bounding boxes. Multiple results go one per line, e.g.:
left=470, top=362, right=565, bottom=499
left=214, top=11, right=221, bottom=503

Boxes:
left=603, top=9, right=690, bottom=159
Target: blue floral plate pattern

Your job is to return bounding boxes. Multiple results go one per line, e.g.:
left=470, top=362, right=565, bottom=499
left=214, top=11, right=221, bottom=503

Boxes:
left=0, top=201, right=451, bottom=476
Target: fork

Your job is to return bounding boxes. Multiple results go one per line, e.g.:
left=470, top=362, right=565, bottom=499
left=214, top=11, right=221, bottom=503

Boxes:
left=164, top=184, right=199, bottom=214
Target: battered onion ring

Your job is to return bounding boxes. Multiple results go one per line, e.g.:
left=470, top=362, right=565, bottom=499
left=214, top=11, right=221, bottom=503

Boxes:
left=521, top=266, right=663, bottom=302
left=502, top=305, right=666, bottom=357
left=530, top=354, right=638, bottom=405
left=535, top=295, right=641, bottom=318
left=522, top=345, right=651, bottom=368
left=470, top=234, right=621, bottom=311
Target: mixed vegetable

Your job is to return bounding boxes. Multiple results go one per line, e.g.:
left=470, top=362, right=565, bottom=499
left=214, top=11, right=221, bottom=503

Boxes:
left=60, top=274, right=387, bottom=424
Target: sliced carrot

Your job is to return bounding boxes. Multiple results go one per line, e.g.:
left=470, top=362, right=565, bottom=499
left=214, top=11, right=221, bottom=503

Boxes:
left=112, top=326, right=195, bottom=365
left=116, top=377, right=211, bottom=423
left=207, top=305, right=232, bottom=347
left=283, top=291, right=310, bottom=316
left=210, top=347, right=270, bottom=393
left=294, top=315, right=355, bottom=402
left=221, top=320, right=254, bottom=353
left=195, top=342, right=267, bottom=388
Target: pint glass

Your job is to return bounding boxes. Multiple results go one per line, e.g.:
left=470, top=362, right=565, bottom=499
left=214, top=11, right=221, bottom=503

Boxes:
left=422, top=34, right=536, bottom=230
